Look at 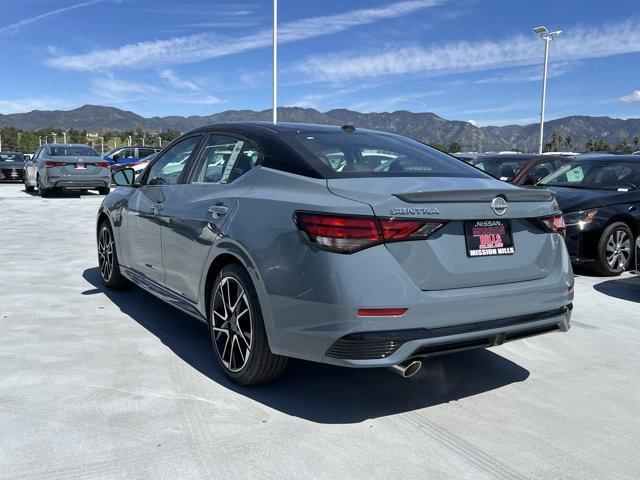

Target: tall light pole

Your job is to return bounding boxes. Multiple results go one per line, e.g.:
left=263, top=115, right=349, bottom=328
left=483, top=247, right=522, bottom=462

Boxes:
left=63, top=131, right=67, bottom=144
left=0, top=134, right=2, bottom=151
left=128, top=135, right=132, bottom=147
left=52, top=133, right=57, bottom=144
left=272, top=0, right=278, bottom=125
left=534, top=26, right=562, bottom=154
left=39, top=136, right=42, bottom=147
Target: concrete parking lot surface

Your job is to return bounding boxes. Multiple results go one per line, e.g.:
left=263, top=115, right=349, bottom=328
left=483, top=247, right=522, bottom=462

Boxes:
left=0, top=183, right=638, bottom=479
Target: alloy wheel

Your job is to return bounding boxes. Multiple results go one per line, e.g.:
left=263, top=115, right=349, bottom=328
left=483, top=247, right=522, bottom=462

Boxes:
left=606, top=229, right=631, bottom=270
left=211, top=276, right=252, bottom=372
left=98, top=227, right=114, bottom=282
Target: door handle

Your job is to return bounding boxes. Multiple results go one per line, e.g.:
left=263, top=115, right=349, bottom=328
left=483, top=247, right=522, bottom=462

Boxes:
left=152, top=203, right=165, bottom=214
left=208, top=205, right=229, bottom=218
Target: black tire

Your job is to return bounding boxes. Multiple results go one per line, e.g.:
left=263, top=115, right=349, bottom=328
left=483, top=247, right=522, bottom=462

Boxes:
left=98, top=221, right=130, bottom=290
left=25, top=182, right=34, bottom=193
left=37, top=175, right=51, bottom=198
left=209, top=263, right=288, bottom=385
left=595, top=222, right=633, bottom=276
left=99, top=187, right=110, bottom=196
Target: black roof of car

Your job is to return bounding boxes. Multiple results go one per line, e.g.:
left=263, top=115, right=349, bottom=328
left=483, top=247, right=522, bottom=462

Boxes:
left=188, top=121, right=392, bottom=136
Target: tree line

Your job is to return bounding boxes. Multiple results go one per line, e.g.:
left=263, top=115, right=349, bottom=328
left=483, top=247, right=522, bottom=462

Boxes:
left=544, top=131, right=640, bottom=153
left=0, top=126, right=183, bottom=153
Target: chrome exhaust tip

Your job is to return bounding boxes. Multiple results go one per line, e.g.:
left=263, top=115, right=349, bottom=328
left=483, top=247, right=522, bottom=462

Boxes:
left=387, top=360, right=422, bottom=378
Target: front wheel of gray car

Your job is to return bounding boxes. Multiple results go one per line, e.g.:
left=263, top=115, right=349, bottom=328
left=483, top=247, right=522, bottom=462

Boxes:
left=98, top=221, right=129, bottom=290
left=99, top=187, right=110, bottom=196
left=209, top=264, right=288, bottom=385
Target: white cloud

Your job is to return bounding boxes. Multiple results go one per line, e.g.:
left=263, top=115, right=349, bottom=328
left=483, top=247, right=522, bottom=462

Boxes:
left=0, top=97, right=72, bottom=114
left=159, top=69, right=201, bottom=91
left=294, top=20, right=640, bottom=82
left=620, top=90, right=640, bottom=103
left=474, top=62, right=574, bottom=85
left=47, top=0, right=444, bottom=71
left=92, top=76, right=158, bottom=102
left=0, top=0, right=113, bottom=36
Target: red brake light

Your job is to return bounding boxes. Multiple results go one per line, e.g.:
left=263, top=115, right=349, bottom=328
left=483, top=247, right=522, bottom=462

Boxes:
left=45, top=161, right=65, bottom=167
left=96, top=162, right=110, bottom=168
left=295, top=212, right=443, bottom=253
left=540, top=214, right=566, bottom=236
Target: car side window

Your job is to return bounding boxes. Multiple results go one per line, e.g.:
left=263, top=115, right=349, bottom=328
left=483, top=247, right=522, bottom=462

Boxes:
left=145, top=136, right=202, bottom=186
left=190, top=135, right=260, bottom=184
left=139, top=148, right=155, bottom=159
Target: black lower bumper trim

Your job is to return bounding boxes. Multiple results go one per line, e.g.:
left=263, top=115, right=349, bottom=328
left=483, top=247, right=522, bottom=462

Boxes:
left=325, top=304, right=572, bottom=360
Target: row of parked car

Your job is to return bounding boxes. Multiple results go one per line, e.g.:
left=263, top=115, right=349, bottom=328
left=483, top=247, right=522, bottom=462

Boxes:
left=0, top=145, right=160, bottom=197
left=2, top=138, right=640, bottom=277
left=457, top=151, right=640, bottom=276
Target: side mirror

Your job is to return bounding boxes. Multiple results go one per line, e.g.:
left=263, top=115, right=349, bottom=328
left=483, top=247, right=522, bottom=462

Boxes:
left=113, top=168, right=136, bottom=187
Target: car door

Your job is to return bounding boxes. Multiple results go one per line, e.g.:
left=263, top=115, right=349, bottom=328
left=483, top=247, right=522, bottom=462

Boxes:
left=161, top=134, right=261, bottom=301
left=123, top=135, right=204, bottom=285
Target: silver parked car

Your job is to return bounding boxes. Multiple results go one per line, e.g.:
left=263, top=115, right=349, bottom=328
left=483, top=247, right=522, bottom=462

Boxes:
left=24, top=144, right=111, bottom=197
left=98, top=123, right=574, bottom=385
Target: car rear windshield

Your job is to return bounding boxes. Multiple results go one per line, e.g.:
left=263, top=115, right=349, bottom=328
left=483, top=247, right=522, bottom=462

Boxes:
left=471, top=156, right=532, bottom=180
left=540, top=161, right=640, bottom=191
left=283, top=131, right=489, bottom=179
left=0, top=153, right=24, bottom=161
left=50, top=146, right=99, bottom=157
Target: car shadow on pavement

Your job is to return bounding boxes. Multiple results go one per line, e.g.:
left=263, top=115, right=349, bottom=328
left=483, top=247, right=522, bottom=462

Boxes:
left=22, top=188, right=98, bottom=197
left=593, top=275, right=640, bottom=303
left=83, top=267, right=530, bottom=424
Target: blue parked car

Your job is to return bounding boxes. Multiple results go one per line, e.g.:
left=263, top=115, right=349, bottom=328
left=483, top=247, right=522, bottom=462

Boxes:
left=103, top=146, right=160, bottom=166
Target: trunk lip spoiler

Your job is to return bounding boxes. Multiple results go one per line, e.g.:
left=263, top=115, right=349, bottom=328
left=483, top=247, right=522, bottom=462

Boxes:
left=394, top=188, right=555, bottom=203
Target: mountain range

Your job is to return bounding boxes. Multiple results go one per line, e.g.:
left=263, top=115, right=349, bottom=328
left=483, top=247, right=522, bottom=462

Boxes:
left=1, top=104, right=639, bottom=152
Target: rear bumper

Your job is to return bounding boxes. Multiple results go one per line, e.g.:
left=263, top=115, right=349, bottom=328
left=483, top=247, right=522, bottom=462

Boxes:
left=45, top=177, right=110, bottom=189
left=324, top=305, right=571, bottom=366
left=261, top=237, right=574, bottom=366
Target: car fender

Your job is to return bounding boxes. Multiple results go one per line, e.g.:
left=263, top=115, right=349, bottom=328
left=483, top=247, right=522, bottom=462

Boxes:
left=198, top=237, right=275, bottom=342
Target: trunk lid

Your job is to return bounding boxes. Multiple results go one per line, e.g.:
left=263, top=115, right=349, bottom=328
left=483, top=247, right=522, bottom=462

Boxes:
left=52, top=156, right=105, bottom=175
left=327, top=177, right=560, bottom=291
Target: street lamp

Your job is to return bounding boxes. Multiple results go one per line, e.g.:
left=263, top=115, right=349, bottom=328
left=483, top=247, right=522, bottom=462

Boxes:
left=63, top=131, right=67, bottom=144
left=533, top=26, right=562, bottom=154
left=52, top=133, right=57, bottom=144
left=273, top=0, right=278, bottom=125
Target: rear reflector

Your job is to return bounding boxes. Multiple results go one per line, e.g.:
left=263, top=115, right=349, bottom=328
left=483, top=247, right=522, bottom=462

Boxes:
left=540, top=214, right=566, bottom=236
left=295, top=212, right=443, bottom=253
left=357, top=308, right=408, bottom=317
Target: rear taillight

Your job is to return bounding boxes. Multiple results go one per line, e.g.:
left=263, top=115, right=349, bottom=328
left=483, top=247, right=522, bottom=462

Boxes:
left=96, top=162, right=110, bottom=168
left=45, top=161, right=65, bottom=168
left=294, top=212, right=444, bottom=253
left=540, top=214, right=566, bottom=236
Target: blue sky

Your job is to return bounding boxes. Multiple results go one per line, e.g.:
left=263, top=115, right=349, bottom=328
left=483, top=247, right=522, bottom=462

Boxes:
left=1, top=0, right=639, bottom=126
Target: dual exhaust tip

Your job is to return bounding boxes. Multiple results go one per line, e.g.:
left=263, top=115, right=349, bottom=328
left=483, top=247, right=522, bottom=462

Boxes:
left=387, top=360, right=422, bottom=378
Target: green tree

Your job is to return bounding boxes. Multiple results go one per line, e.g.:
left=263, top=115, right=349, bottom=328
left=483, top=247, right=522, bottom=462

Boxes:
left=448, top=141, right=462, bottom=153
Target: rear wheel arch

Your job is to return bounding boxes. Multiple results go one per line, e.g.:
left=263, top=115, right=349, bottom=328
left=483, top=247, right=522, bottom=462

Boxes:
left=204, top=253, right=245, bottom=324
left=203, top=251, right=272, bottom=336
left=97, top=212, right=112, bottom=239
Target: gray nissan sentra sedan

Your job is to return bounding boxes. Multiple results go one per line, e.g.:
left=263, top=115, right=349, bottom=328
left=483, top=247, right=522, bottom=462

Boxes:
left=24, top=143, right=111, bottom=197
left=97, top=122, right=573, bottom=385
